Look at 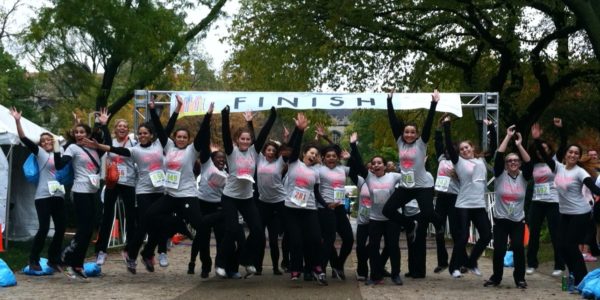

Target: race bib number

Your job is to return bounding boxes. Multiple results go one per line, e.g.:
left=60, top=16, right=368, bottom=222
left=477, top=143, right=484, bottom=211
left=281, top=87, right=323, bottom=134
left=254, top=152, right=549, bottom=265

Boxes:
left=533, top=183, right=551, bottom=200
left=209, top=172, right=227, bottom=188
left=149, top=170, right=166, bottom=187
left=291, top=187, right=310, bottom=208
left=435, top=176, right=451, bottom=192
left=87, top=174, right=100, bottom=188
left=236, top=174, right=255, bottom=183
left=401, top=171, right=415, bottom=188
left=507, top=202, right=517, bottom=216
left=47, top=180, right=65, bottom=195
left=117, top=165, right=127, bottom=182
left=164, top=170, right=182, bottom=189
left=358, top=198, right=372, bottom=219
left=333, top=187, right=346, bottom=203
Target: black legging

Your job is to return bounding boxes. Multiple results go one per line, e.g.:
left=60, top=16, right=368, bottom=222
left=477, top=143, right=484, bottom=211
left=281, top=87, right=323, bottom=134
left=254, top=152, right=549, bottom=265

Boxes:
left=330, top=206, right=354, bottom=271
left=141, top=195, right=204, bottom=259
left=191, top=200, right=224, bottom=273
left=406, top=214, right=427, bottom=278
left=318, top=207, right=336, bottom=270
left=449, top=207, right=492, bottom=272
left=126, top=192, right=162, bottom=260
left=356, top=223, right=369, bottom=277
left=527, top=201, right=564, bottom=270
left=285, top=207, right=322, bottom=274
left=95, top=184, right=136, bottom=253
left=369, top=220, right=400, bottom=281
left=434, top=192, right=458, bottom=267
left=217, top=194, right=262, bottom=269
left=31, top=197, right=66, bottom=265
left=490, top=218, right=525, bottom=284
left=559, top=212, right=591, bottom=285
left=256, top=200, right=285, bottom=272
left=62, top=192, right=96, bottom=268
left=383, top=187, right=436, bottom=230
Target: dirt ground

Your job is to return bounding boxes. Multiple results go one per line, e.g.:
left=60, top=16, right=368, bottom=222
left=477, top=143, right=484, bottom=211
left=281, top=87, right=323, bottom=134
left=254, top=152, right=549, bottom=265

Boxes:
left=0, top=237, right=593, bottom=300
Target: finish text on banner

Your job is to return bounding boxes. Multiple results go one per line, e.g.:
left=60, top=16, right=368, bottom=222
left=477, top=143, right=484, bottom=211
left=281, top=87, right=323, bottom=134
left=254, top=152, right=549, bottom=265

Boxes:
left=168, top=92, right=463, bottom=118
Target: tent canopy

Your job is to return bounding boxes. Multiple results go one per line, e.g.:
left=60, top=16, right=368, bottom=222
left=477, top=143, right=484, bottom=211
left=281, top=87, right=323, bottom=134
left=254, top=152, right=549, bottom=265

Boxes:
left=0, top=104, right=61, bottom=145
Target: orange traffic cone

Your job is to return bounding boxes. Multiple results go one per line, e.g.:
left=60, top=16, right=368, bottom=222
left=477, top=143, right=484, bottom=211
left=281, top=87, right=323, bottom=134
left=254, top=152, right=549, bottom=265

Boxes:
left=110, top=219, right=120, bottom=242
left=0, top=223, right=5, bottom=252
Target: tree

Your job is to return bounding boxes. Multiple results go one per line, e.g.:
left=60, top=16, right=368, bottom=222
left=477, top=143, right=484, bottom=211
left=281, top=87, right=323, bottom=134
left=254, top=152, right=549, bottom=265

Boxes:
left=24, top=0, right=227, bottom=121
left=563, top=0, right=600, bottom=60
left=224, top=0, right=599, bottom=139
left=0, top=48, right=35, bottom=118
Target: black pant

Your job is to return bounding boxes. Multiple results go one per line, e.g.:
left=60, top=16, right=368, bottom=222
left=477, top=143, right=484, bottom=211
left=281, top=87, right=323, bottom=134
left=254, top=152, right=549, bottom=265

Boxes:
left=31, top=197, right=66, bottom=265
left=356, top=223, right=369, bottom=277
left=449, top=207, right=492, bottom=272
left=217, top=195, right=262, bottom=268
left=406, top=214, right=427, bottom=277
left=256, top=200, right=285, bottom=272
left=527, top=201, right=564, bottom=270
left=95, top=184, right=136, bottom=253
left=369, top=220, right=400, bottom=280
left=434, top=192, right=458, bottom=267
left=285, top=207, right=322, bottom=273
left=318, top=207, right=336, bottom=270
left=141, top=195, right=204, bottom=259
left=126, top=193, right=162, bottom=260
left=330, top=206, right=354, bottom=270
left=491, top=218, right=525, bottom=284
left=191, top=200, right=224, bottom=273
left=559, top=213, right=590, bottom=285
left=383, top=187, right=436, bottom=230
left=62, top=192, right=96, bottom=268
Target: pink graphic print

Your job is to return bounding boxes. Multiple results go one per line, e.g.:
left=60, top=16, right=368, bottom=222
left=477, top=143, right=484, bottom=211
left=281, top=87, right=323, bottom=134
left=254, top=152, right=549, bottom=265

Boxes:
left=166, top=150, right=184, bottom=171
left=399, top=147, right=416, bottom=169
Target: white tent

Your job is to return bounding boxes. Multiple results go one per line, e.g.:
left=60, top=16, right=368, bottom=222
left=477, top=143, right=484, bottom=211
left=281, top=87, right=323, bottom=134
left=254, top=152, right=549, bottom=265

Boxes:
left=0, top=104, right=62, bottom=245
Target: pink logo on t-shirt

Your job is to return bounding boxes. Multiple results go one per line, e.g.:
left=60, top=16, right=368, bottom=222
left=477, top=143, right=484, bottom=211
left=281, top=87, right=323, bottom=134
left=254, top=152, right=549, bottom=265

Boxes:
left=399, top=147, right=417, bottom=169
left=533, top=166, right=551, bottom=184
left=554, top=173, right=573, bottom=190
left=166, top=151, right=184, bottom=171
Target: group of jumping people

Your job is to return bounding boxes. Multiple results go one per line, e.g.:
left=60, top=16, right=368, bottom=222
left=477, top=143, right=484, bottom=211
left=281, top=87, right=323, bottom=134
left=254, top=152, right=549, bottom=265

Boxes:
left=9, top=89, right=600, bottom=288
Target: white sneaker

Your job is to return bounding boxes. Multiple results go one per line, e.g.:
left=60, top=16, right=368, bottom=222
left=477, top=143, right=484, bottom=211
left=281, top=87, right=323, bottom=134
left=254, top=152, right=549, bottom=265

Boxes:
left=469, top=267, right=482, bottom=276
left=216, top=267, right=227, bottom=278
left=525, top=267, right=535, bottom=275
left=552, top=269, right=563, bottom=277
left=158, top=253, right=169, bottom=267
left=244, top=265, right=257, bottom=278
left=451, top=269, right=462, bottom=278
left=96, top=251, right=108, bottom=266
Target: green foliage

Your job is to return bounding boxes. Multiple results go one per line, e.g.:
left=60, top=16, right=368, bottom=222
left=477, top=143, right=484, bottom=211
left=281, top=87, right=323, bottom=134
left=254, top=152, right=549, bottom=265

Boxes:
left=0, top=48, right=35, bottom=119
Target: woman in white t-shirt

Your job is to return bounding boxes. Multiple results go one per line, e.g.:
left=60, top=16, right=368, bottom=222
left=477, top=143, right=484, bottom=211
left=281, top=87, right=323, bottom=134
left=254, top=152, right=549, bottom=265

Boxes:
left=531, top=123, right=600, bottom=285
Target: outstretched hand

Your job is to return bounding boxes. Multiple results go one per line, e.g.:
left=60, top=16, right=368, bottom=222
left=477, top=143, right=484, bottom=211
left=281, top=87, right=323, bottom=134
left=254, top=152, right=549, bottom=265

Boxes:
left=294, top=112, right=309, bottom=131
left=315, top=123, right=326, bottom=137
left=243, top=110, right=255, bottom=122
left=442, top=115, right=451, bottom=124
left=531, top=123, right=542, bottom=139
left=341, top=149, right=351, bottom=160
left=81, top=137, right=100, bottom=149
left=97, top=107, right=111, bottom=125
left=207, top=102, right=214, bottom=114
left=514, top=132, right=523, bottom=147
left=9, top=107, right=21, bottom=121
left=387, top=87, right=396, bottom=101
left=506, top=124, right=516, bottom=137
left=175, top=95, right=184, bottom=113
left=431, top=89, right=440, bottom=102
left=553, top=117, right=562, bottom=128
left=283, top=126, right=290, bottom=141
left=350, top=132, right=358, bottom=144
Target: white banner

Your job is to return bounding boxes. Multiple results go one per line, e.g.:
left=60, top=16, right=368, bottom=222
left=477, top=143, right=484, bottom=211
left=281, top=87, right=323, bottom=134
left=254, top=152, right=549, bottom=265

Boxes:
left=167, top=92, right=463, bottom=118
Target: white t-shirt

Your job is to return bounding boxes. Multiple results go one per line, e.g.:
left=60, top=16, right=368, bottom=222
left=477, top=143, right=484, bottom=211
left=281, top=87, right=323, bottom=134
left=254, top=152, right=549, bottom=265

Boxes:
left=164, top=140, right=199, bottom=198
left=257, top=154, right=286, bottom=203
left=107, top=138, right=137, bottom=187
left=396, top=138, right=432, bottom=188
left=366, top=172, right=402, bottom=221
left=223, top=145, right=257, bottom=199
left=554, top=162, right=592, bottom=215
left=454, top=157, right=487, bottom=209
left=531, top=163, right=559, bottom=203
left=197, top=159, right=227, bottom=203
left=64, top=144, right=101, bottom=193
left=35, top=148, right=65, bottom=199
left=128, top=139, right=165, bottom=195
left=317, top=165, right=349, bottom=207
left=494, top=170, right=527, bottom=221
left=284, top=161, right=320, bottom=210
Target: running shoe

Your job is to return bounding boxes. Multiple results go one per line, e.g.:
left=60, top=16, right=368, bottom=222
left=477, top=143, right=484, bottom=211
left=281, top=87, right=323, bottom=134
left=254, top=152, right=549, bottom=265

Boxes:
left=216, top=267, right=227, bottom=278
left=391, top=275, right=403, bottom=285
left=313, top=271, right=328, bottom=286
left=525, top=267, right=535, bottom=275
left=469, top=267, right=482, bottom=276
left=122, top=251, right=137, bottom=274
left=141, top=256, right=155, bottom=272
left=483, top=279, right=500, bottom=287
left=72, top=267, right=88, bottom=279
left=291, top=272, right=300, bottom=280
left=451, top=269, right=462, bottom=278
left=200, top=271, right=209, bottom=279
left=407, top=220, right=418, bottom=243
left=552, top=269, right=563, bottom=277
left=516, top=281, right=528, bottom=289
left=187, top=262, right=195, bottom=275
left=158, top=252, right=169, bottom=267
left=96, top=251, right=108, bottom=266
left=434, top=265, right=448, bottom=274
left=243, top=265, right=257, bottom=279
left=332, top=268, right=346, bottom=280
left=63, top=267, right=78, bottom=279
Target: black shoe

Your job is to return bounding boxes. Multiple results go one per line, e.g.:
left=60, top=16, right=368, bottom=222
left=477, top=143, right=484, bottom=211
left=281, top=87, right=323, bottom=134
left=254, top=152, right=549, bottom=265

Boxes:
left=312, top=271, right=328, bottom=286
left=273, top=268, right=283, bottom=275
left=72, top=267, right=88, bottom=279
left=460, top=267, right=468, bottom=274
left=392, top=275, right=403, bottom=285
left=483, top=279, right=500, bottom=287
left=405, top=272, right=412, bottom=278
left=187, top=262, right=195, bottom=275
left=200, top=271, right=209, bottom=278
left=516, top=281, right=527, bottom=289
left=434, top=265, right=448, bottom=274
left=141, top=256, right=155, bottom=273
left=332, top=268, right=346, bottom=280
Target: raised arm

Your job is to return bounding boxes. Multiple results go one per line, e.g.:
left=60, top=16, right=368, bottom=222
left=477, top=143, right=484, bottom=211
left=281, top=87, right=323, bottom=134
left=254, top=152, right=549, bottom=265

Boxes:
left=81, top=138, right=131, bottom=157
left=515, top=132, right=533, bottom=180
left=434, top=128, right=444, bottom=159
left=349, top=132, right=368, bottom=179
left=198, top=103, right=214, bottom=163
left=243, top=110, right=256, bottom=141
left=286, top=113, right=309, bottom=164
left=531, top=123, right=555, bottom=172
left=386, top=89, right=403, bottom=141
left=149, top=100, right=169, bottom=147
left=484, top=121, right=498, bottom=163
left=442, top=117, right=459, bottom=164
left=253, top=107, right=277, bottom=154
left=584, top=178, right=600, bottom=196
left=10, top=107, right=39, bottom=155
left=420, top=89, right=440, bottom=144
left=164, top=96, right=183, bottom=138
left=315, top=124, right=334, bottom=145
left=554, top=118, right=567, bottom=161
left=221, top=105, right=233, bottom=155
